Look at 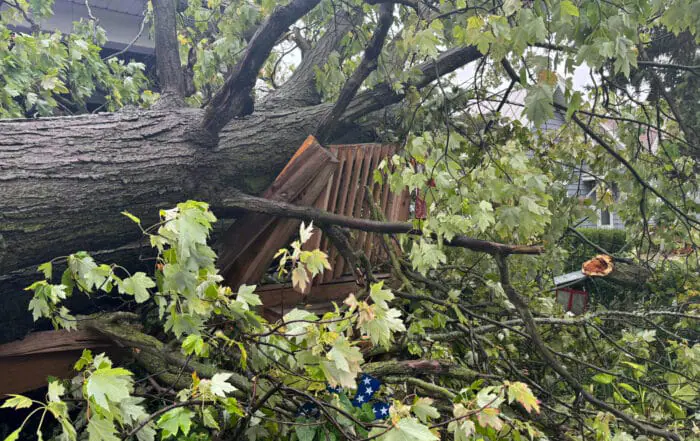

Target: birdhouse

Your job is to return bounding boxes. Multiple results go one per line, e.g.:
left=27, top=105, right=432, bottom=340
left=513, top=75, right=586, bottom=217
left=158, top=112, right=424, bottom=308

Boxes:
left=555, top=287, right=589, bottom=315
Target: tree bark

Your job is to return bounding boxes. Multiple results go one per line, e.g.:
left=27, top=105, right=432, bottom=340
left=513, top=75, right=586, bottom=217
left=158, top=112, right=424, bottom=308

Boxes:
left=0, top=106, right=334, bottom=277
left=0, top=104, right=336, bottom=341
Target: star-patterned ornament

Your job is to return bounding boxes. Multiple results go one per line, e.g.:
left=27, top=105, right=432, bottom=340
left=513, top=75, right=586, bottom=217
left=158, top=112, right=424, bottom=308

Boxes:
left=372, top=401, right=391, bottom=419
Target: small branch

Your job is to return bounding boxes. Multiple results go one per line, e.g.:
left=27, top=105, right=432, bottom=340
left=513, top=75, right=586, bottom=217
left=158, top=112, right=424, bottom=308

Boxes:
left=316, top=3, right=394, bottom=142
left=565, top=227, right=633, bottom=264
left=364, top=359, right=478, bottom=381
left=103, top=8, right=148, bottom=61
left=290, top=27, right=311, bottom=56
left=126, top=400, right=206, bottom=439
left=202, top=0, right=322, bottom=134
left=637, top=60, right=700, bottom=75
left=264, top=11, right=359, bottom=108
left=216, top=190, right=543, bottom=255
left=152, top=0, right=186, bottom=101
left=500, top=59, right=699, bottom=229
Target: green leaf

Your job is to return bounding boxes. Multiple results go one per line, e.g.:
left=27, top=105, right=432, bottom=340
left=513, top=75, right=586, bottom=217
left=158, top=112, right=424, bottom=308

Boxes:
left=74, top=349, right=94, bottom=371
left=157, top=407, right=193, bottom=438
left=506, top=382, right=540, bottom=413
left=87, top=366, right=133, bottom=409
left=617, top=383, right=637, bottom=394
left=322, top=337, right=363, bottom=388
left=559, top=0, right=579, bottom=17
left=182, top=334, right=208, bottom=356
left=292, top=266, right=310, bottom=292
left=202, top=407, right=220, bottom=429
left=566, top=91, right=582, bottom=121
left=119, top=272, right=155, bottom=303
left=236, top=284, right=262, bottom=310
left=38, top=262, right=52, bottom=279
left=2, top=395, right=33, bottom=409
left=369, top=282, right=394, bottom=308
left=412, top=397, right=440, bottom=423
left=118, top=396, right=149, bottom=425
left=524, top=84, right=554, bottom=128
left=385, top=417, right=438, bottom=441
left=3, top=428, right=21, bottom=441
left=476, top=407, right=503, bottom=430
left=299, top=221, right=314, bottom=244
left=47, top=381, right=65, bottom=402
left=87, top=416, right=120, bottom=441
left=121, top=210, right=141, bottom=224
left=301, top=249, right=331, bottom=277
left=295, top=424, right=317, bottom=441
left=592, top=373, right=615, bottom=384
left=210, top=373, right=237, bottom=397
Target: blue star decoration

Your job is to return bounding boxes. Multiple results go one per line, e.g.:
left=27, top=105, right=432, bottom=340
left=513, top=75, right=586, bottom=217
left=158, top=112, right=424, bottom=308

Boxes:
left=298, top=374, right=390, bottom=420
left=351, top=374, right=381, bottom=406
left=372, top=402, right=391, bottom=420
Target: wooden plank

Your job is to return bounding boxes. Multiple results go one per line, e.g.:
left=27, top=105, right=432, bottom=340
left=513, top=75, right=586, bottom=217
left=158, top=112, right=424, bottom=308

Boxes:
left=322, top=148, right=348, bottom=283
left=219, top=136, right=338, bottom=287
left=218, top=136, right=336, bottom=279
left=354, top=146, right=381, bottom=260
left=333, top=146, right=365, bottom=278
left=0, top=330, right=112, bottom=357
left=225, top=158, right=337, bottom=287
left=0, top=330, right=116, bottom=396
left=373, top=145, right=394, bottom=262
left=364, top=146, right=385, bottom=263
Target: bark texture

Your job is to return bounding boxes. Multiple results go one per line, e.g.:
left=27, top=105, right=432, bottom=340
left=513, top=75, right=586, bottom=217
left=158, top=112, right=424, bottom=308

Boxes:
left=0, top=106, right=332, bottom=276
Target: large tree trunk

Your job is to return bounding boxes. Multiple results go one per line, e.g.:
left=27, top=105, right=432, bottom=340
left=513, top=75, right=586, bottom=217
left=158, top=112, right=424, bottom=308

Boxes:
left=0, top=106, right=329, bottom=275
left=0, top=105, right=330, bottom=342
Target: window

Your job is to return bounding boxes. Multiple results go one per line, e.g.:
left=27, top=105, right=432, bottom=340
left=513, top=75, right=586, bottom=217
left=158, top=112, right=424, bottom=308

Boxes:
left=578, top=176, right=616, bottom=228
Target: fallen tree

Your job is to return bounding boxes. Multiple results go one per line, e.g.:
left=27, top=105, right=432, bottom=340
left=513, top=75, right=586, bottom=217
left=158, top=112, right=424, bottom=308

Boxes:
left=0, top=0, right=698, bottom=440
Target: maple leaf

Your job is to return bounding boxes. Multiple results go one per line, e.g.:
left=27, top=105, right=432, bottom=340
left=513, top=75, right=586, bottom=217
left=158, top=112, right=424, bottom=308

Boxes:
left=412, top=397, right=440, bottom=423
left=477, top=407, right=503, bottom=430
left=506, top=381, right=540, bottom=414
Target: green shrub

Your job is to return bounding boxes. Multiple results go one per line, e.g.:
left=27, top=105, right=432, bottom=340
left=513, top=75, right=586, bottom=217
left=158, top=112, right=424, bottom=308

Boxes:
left=563, top=228, right=628, bottom=273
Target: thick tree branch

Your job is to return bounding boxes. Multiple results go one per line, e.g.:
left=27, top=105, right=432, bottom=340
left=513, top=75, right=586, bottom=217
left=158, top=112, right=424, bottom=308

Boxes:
left=364, top=359, right=477, bottom=381
left=264, top=11, right=359, bottom=108
left=291, top=27, right=312, bottom=56
left=495, top=255, right=681, bottom=441
left=316, top=3, right=394, bottom=142
left=202, top=0, right=322, bottom=133
left=215, top=190, right=543, bottom=255
left=152, top=0, right=186, bottom=101
left=341, top=45, right=483, bottom=122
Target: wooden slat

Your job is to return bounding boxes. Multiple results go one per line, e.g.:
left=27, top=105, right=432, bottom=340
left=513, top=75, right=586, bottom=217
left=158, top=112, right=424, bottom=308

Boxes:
left=364, top=146, right=385, bottom=263
left=218, top=136, right=336, bottom=281
left=322, top=148, right=348, bottom=283
left=333, top=147, right=365, bottom=278
left=0, top=330, right=112, bottom=357
left=0, top=330, right=116, bottom=396
left=354, top=146, right=381, bottom=259
left=374, top=145, right=396, bottom=262
left=225, top=159, right=337, bottom=287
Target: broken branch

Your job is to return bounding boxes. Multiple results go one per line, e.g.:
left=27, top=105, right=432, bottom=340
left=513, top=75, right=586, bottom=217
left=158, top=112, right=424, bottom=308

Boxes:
left=216, top=190, right=543, bottom=255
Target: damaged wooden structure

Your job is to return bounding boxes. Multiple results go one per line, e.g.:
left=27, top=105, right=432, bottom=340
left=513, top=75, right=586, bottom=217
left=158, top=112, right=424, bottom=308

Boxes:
left=218, top=135, right=410, bottom=319
left=0, top=135, right=409, bottom=396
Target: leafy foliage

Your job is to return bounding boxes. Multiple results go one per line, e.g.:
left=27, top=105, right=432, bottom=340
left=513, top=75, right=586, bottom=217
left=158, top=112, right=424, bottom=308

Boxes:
left=2, top=0, right=700, bottom=440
